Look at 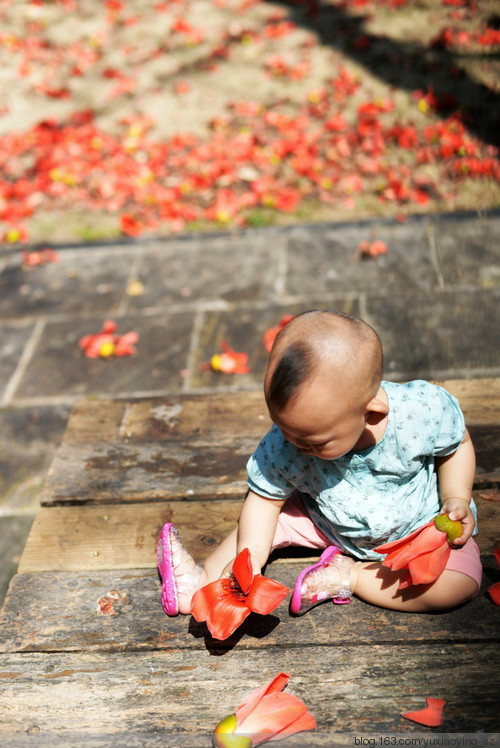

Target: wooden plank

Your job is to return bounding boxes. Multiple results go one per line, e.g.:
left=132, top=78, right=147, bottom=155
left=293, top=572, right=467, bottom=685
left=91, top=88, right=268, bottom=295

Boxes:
left=40, top=392, right=269, bottom=506
left=0, top=644, right=499, bottom=738
left=58, top=381, right=500, bottom=446
left=18, top=500, right=241, bottom=573
left=40, top=432, right=499, bottom=507
left=18, top=491, right=500, bottom=574
left=40, top=440, right=256, bottom=506
left=40, top=380, right=500, bottom=507
left=1, top=564, right=499, bottom=654
left=436, top=377, right=500, bottom=425
left=62, top=392, right=270, bottom=443
left=468, top=424, right=500, bottom=488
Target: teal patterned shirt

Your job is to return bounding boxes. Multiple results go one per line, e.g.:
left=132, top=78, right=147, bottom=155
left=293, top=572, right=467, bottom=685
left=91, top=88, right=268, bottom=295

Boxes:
left=247, top=380, right=477, bottom=560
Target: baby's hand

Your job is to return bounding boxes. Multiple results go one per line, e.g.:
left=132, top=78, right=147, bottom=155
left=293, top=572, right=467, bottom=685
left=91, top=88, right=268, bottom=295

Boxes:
left=220, top=550, right=261, bottom=580
left=440, top=497, right=475, bottom=545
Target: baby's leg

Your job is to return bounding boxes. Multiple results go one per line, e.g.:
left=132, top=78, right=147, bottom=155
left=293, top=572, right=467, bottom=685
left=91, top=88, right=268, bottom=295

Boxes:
left=294, top=539, right=480, bottom=613
left=351, top=563, right=478, bottom=612
left=353, top=537, right=481, bottom=611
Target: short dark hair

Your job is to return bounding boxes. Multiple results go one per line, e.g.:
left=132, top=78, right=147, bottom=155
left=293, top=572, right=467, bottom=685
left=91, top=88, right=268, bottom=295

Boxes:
left=265, top=310, right=383, bottom=414
left=265, top=339, right=314, bottom=414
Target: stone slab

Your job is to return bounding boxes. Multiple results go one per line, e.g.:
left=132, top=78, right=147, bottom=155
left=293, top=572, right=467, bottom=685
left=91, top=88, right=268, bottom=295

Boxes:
left=13, top=313, right=195, bottom=400
left=0, top=323, right=38, bottom=404
left=284, top=220, right=441, bottom=297
left=432, top=214, right=500, bottom=288
left=0, top=404, right=70, bottom=513
left=368, top=288, right=500, bottom=379
left=0, top=246, right=137, bottom=319
left=126, top=232, right=288, bottom=309
left=189, top=297, right=362, bottom=390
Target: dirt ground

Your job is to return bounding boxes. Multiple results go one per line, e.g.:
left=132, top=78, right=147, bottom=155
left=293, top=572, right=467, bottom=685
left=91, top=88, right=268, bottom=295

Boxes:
left=0, top=0, right=499, bottom=244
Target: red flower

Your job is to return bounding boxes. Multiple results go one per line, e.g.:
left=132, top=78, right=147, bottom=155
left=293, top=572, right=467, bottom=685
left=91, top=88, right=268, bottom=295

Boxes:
left=374, top=515, right=460, bottom=589
left=358, top=239, right=387, bottom=258
left=213, top=672, right=316, bottom=747
left=263, top=314, right=293, bottom=353
left=190, top=548, right=289, bottom=640
left=208, top=341, right=250, bottom=374
left=79, top=320, right=138, bottom=359
left=20, top=248, right=59, bottom=266
left=402, top=697, right=445, bottom=727
left=120, top=213, right=145, bottom=237
left=487, top=549, right=500, bottom=605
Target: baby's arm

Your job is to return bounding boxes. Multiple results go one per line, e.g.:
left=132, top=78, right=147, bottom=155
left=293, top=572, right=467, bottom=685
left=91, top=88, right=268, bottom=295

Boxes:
left=202, top=490, right=285, bottom=583
left=210, top=490, right=285, bottom=581
left=436, top=427, right=476, bottom=545
left=237, top=490, right=285, bottom=573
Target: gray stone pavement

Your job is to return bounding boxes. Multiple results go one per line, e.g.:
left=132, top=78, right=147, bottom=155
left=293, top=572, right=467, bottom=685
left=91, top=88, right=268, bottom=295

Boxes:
left=1, top=209, right=499, bottom=604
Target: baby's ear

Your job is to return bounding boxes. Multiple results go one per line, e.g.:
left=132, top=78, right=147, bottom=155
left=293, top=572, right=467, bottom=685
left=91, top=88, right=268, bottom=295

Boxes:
left=366, top=393, right=389, bottom=416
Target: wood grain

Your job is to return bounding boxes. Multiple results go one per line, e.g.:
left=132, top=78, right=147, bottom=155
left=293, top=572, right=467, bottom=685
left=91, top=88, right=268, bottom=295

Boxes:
left=17, top=500, right=241, bottom=573
left=18, top=490, right=500, bottom=574
left=1, top=565, right=499, bottom=655
left=3, top=381, right=500, bottom=744
left=40, top=381, right=500, bottom=507
left=0, top=645, right=498, bottom=739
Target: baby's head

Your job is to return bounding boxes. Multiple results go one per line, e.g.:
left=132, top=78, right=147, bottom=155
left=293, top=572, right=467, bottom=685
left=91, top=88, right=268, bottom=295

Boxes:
left=264, top=310, right=386, bottom=459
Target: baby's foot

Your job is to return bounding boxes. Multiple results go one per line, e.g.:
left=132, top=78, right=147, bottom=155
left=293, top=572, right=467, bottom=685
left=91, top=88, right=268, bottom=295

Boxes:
left=290, top=546, right=354, bottom=615
left=157, top=523, right=202, bottom=615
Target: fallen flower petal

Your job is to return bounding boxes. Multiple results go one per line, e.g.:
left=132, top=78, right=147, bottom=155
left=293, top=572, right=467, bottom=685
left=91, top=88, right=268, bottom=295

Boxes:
left=213, top=672, right=316, bottom=746
left=209, top=342, right=250, bottom=374
left=191, top=548, right=289, bottom=640
left=375, top=515, right=460, bottom=589
left=358, top=240, right=387, bottom=259
left=79, top=320, right=138, bottom=359
left=263, top=314, right=293, bottom=353
left=487, top=548, right=500, bottom=605
left=402, top=697, right=445, bottom=727
left=20, top=248, right=59, bottom=267
left=487, top=581, right=500, bottom=605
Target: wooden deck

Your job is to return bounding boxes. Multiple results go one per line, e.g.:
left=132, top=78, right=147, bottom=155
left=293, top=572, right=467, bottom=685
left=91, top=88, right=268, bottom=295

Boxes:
left=1, top=380, right=500, bottom=746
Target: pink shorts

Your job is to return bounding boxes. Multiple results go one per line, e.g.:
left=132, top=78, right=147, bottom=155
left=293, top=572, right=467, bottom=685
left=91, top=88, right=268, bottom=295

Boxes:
left=272, top=492, right=483, bottom=589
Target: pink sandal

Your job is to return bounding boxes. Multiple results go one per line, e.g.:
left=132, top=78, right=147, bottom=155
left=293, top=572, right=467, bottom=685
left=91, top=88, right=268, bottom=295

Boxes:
left=290, top=545, right=352, bottom=615
left=157, top=523, right=180, bottom=615
left=157, top=523, right=203, bottom=616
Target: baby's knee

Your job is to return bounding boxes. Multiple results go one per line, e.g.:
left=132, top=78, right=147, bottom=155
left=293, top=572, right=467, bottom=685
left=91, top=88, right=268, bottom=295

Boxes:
left=424, top=570, right=478, bottom=611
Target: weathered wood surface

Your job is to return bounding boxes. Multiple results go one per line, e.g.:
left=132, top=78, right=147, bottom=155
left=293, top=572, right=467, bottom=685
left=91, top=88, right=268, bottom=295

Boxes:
left=17, top=500, right=242, bottom=573
left=1, top=564, right=499, bottom=655
left=1, top=645, right=499, bottom=740
left=62, top=392, right=270, bottom=442
left=40, top=392, right=270, bottom=506
left=40, top=380, right=500, bottom=507
left=17, top=490, right=500, bottom=575
left=2, top=382, right=500, bottom=744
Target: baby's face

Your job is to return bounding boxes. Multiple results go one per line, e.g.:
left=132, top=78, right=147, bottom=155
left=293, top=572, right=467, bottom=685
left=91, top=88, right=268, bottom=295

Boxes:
left=268, top=375, right=368, bottom=460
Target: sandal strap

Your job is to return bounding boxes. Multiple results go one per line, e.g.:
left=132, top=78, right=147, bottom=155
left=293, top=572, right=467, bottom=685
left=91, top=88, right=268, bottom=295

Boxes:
left=332, top=556, right=353, bottom=604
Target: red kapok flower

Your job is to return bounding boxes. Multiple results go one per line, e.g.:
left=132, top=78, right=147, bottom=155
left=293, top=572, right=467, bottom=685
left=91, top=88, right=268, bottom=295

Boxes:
left=402, top=697, right=445, bottom=727
left=191, top=548, right=289, bottom=640
left=487, top=549, right=500, bottom=605
left=213, top=672, right=316, bottom=747
left=209, top=342, right=250, bottom=374
left=79, top=320, right=138, bottom=359
left=374, top=514, right=461, bottom=589
left=20, top=248, right=59, bottom=267
left=263, top=314, right=293, bottom=353
left=358, top=240, right=387, bottom=258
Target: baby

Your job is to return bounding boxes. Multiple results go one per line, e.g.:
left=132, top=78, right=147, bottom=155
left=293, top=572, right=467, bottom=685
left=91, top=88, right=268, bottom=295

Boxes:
left=157, top=310, right=481, bottom=617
